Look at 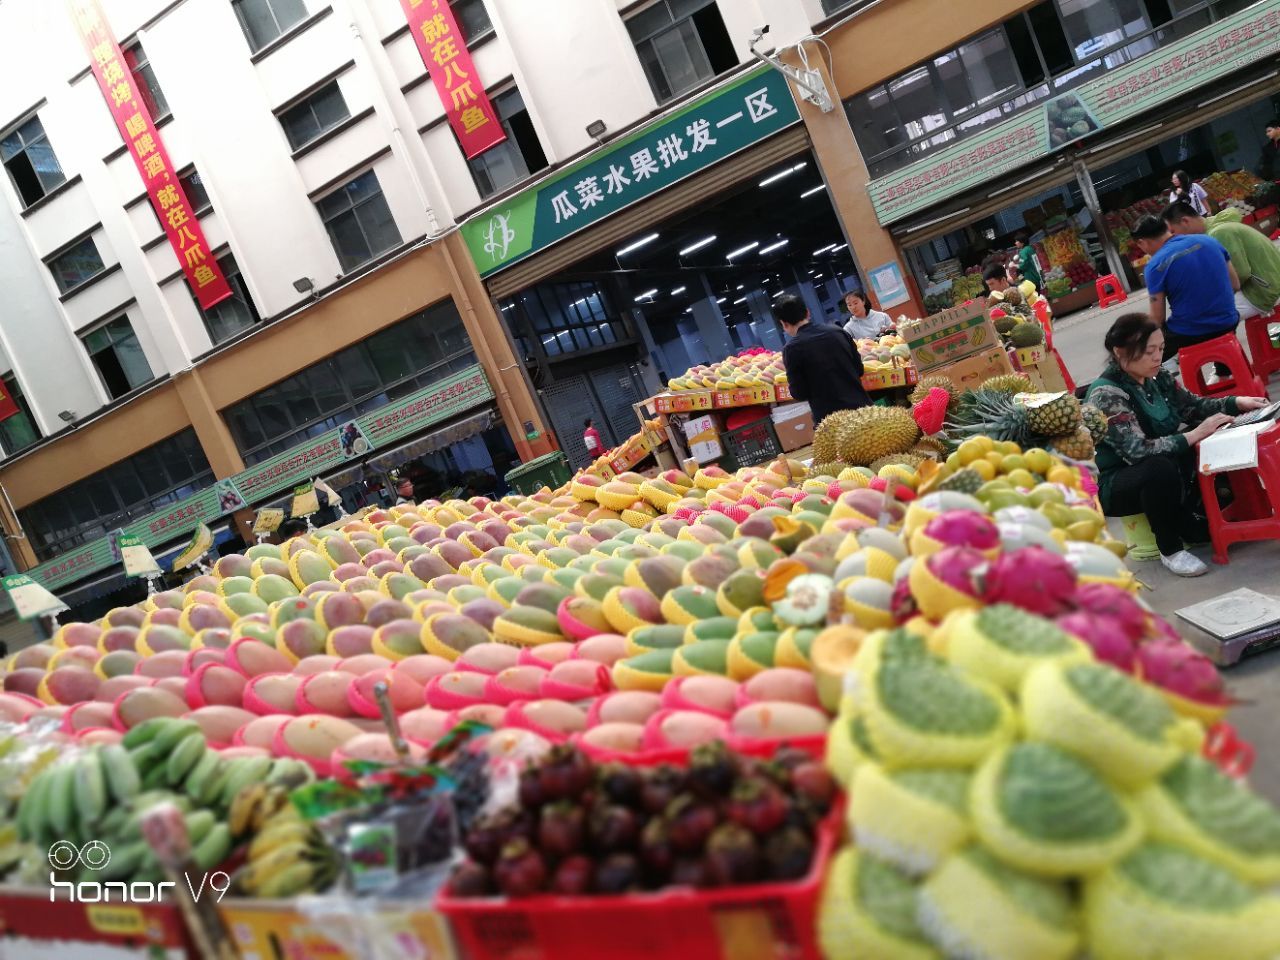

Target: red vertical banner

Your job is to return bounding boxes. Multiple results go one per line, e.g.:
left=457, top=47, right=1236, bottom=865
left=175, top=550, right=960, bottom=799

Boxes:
left=399, top=0, right=506, bottom=159
left=0, top=379, right=19, bottom=423
left=67, top=0, right=232, bottom=309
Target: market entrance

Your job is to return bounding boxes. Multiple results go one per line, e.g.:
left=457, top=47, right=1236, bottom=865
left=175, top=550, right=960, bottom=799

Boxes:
left=495, top=149, right=859, bottom=465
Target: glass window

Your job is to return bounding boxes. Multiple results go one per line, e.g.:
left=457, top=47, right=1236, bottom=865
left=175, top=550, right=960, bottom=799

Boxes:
left=0, top=375, right=40, bottom=455
left=18, top=428, right=212, bottom=562
left=82, top=316, right=154, bottom=399
left=465, top=89, right=549, bottom=198
left=198, top=255, right=260, bottom=344
left=122, top=42, right=168, bottom=119
left=226, top=300, right=475, bottom=464
left=316, top=170, right=403, bottom=272
left=453, top=0, right=493, bottom=43
left=1, top=116, right=66, bottom=208
left=48, top=236, right=105, bottom=295
left=627, top=0, right=737, bottom=103
left=233, top=0, right=308, bottom=52
left=181, top=169, right=210, bottom=212
left=953, top=30, right=1021, bottom=112
left=280, top=81, right=351, bottom=150
left=1057, top=0, right=1151, bottom=61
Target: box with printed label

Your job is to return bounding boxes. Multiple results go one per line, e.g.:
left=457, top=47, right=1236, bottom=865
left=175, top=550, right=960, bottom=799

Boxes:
left=901, top=299, right=1001, bottom=373
left=771, top=402, right=814, bottom=453
left=683, top=414, right=723, bottom=464
left=936, top=347, right=1015, bottom=391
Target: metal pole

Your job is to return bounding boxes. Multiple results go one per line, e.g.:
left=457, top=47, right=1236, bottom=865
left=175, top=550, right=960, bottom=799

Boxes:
left=1072, top=157, right=1131, bottom=293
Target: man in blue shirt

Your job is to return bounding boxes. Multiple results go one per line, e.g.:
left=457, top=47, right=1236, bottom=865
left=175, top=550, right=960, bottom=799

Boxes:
left=1131, top=215, right=1241, bottom=361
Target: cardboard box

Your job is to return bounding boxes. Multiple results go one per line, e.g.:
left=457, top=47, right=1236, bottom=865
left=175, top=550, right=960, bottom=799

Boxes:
left=1023, top=352, right=1071, bottom=393
left=771, top=402, right=814, bottom=453
left=684, top=413, right=723, bottom=464
left=935, top=347, right=1015, bottom=391
left=901, top=299, right=1002, bottom=373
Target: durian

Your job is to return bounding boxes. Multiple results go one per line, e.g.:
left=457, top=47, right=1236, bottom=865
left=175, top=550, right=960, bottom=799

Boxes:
left=1008, top=321, right=1045, bottom=348
left=980, top=373, right=1033, bottom=395
left=814, top=407, right=921, bottom=467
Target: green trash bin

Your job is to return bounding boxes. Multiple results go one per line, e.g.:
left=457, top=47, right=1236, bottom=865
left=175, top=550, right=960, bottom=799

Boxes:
left=504, top=451, right=573, bottom=495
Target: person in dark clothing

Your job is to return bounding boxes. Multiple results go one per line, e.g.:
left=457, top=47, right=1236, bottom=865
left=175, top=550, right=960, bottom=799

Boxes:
left=1086, top=313, right=1268, bottom=578
left=1258, top=118, right=1280, bottom=181
left=776, top=295, right=869, bottom=426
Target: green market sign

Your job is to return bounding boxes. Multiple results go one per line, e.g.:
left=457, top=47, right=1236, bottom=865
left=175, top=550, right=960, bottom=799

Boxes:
left=870, top=0, right=1280, bottom=225
left=462, top=66, right=800, bottom=276
left=28, top=365, right=494, bottom=593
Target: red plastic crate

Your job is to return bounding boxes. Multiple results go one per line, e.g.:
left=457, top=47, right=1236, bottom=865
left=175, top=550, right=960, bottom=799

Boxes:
left=438, top=805, right=842, bottom=960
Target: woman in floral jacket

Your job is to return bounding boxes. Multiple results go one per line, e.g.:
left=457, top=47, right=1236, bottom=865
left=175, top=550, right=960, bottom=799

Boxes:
left=1086, top=313, right=1269, bottom=578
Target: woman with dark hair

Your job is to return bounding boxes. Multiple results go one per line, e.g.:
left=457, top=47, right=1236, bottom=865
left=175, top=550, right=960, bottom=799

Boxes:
left=1168, top=169, right=1211, bottom=216
left=1085, top=313, right=1268, bottom=577
left=841, top=290, right=894, bottom=340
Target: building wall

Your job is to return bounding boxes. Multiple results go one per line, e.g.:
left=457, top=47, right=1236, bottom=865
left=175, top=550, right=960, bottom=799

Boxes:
left=0, top=0, right=1043, bottom=573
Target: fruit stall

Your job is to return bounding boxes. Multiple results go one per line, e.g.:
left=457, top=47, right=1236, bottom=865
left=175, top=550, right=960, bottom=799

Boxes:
left=0, top=361, right=1277, bottom=960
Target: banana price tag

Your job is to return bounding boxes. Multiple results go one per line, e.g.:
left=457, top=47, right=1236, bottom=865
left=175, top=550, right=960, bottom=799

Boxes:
left=290, top=483, right=320, bottom=519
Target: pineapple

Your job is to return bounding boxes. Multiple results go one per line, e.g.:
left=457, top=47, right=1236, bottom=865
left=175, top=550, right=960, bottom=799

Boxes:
left=939, top=468, right=985, bottom=495
left=1020, top=392, right=1082, bottom=438
left=945, top=389, right=1034, bottom=448
left=1081, top=404, right=1109, bottom=444
left=1051, top=425, right=1095, bottom=461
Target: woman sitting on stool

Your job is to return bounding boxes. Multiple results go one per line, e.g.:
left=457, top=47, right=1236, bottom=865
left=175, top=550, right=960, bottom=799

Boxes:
left=1086, top=313, right=1269, bottom=577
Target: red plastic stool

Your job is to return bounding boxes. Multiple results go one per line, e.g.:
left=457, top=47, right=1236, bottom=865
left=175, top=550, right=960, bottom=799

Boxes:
left=1198, top=423, right=1280, bottom=564
left=1244, top=310, right=1280, bottom=379
left=1178, top=333, right=1267, bottom=399
left=1096, top=274, right=1127, bottom=308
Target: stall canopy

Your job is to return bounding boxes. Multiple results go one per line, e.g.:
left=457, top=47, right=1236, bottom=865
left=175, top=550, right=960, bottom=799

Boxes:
left=364, top=408, right=499, bottom=475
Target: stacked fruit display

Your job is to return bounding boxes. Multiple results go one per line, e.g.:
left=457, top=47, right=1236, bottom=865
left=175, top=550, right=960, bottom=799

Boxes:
left=818, top=609, right=1279, bottom=959
left=942, top=376, right=1106, bottom=462
left=987, top=289, right=1046, bottom=350
left=666, top=350, right=785, bottom=392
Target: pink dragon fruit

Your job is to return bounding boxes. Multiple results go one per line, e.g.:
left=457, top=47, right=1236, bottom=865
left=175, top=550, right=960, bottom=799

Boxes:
left=1055, top=611, right=1137, bottom=673
left=1136, top=637, right=1231, bottom=708
left=890, top=575, right=918, bottom=624
left=1071, top=583, right=1148, bottom=642
left=983, top=547, right=1077, bottom=618
left=921, top=511, right=1001, bottom=552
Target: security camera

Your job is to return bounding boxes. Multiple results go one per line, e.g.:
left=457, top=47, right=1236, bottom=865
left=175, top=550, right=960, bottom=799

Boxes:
left=751, top=24, right=770, bottom=42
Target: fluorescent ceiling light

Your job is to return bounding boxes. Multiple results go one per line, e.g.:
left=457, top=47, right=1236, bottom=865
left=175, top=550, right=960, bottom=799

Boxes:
left=670, top=286, right=686, bottom=295
left=813, top=243, right=836, bottom=255
left=634, top=289, right=658, bottom=301
left=735, top=284, right=744, bottom=290
left=831, top=243, right=848, bottom=252
left=771, top=290, right=785, bottom=299
left=732, top=297, right=747, bottom=305
left=800, top=184, right=825, bottom=198
left=759, top=167, right=798, bottom=187
left=759, top=239, right=789, bottom=255
left=678, top=234, right=716, bottom=256
left=716, top=297, right=727, bottom=303
left=726, top=241, right=759, bottom=260
left=616, top=233, right=659, bottom=256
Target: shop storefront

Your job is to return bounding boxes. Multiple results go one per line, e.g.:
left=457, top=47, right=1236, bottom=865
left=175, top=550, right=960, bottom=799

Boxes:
left=461, top=66, right=873, bottom=466
left=854, top=0, right=1280, bottom=315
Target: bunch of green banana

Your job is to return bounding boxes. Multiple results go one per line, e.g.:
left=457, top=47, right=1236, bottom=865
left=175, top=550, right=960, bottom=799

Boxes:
left=233, top=800, right=339, bottom=899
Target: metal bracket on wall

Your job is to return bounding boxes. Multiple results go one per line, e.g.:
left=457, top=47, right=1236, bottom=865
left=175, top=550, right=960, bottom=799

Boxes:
left=748, top=26, right=834, bottom=113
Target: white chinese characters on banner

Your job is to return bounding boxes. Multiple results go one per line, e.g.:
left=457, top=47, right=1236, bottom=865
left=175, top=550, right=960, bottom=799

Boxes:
left=548, top=88, right=776, bottom=225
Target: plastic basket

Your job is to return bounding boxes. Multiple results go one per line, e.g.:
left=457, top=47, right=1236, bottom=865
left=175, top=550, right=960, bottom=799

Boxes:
left=505, top=452, right=573, bottom=495
left=437, top=804, right=841, bottom=960
left=720, top=418, right=783, bottom=470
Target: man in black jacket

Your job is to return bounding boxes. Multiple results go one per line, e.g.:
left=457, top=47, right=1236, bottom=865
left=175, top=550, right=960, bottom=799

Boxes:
left=777, top=295, right=870, bottom=426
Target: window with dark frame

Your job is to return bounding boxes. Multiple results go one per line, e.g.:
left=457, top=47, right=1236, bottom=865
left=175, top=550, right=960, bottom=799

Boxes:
left=233, top=0, right=308, bottom=52
left=224, top=301, right=475, bottom=464
left=625, top=0, right=738, bottom=104
left=122, top=41, right=169, bottom=120
left=315, top=170, right=403, bottom=272
left=0, top=375, right=41, bottom=456
left=48, top=236, right=105, bottom=295
left=452, top=0, right=493, bottom=43
left=465, top=88, right=548, bottom=198
left=843, top=0, right=1239, bottom=178
left=1, top=116, right=67, bottom=208
left=180, top=169, right=210, bottom=213
left=279, top=80, right=351, bottom=151
left=18, top=428, right=213, bottom=562
left=198, top=255, right=260, bottom=345
left=499, top=281, right=628, bottom=359
left=82, top=315, right=154, bottom=400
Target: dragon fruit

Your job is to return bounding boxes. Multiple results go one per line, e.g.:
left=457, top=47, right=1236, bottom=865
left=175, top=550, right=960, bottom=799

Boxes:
left=1137, top=637, right=1231, bottom=709
left=907, top=546, right=988, bottom=621
left=1071, top=582, right=1148, bottom=643
left=1055, top=611, right=1137, bottom=673
left=983, top=547, right=1077, bottom=618
left=919, top=511, right=1000, bottom=552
